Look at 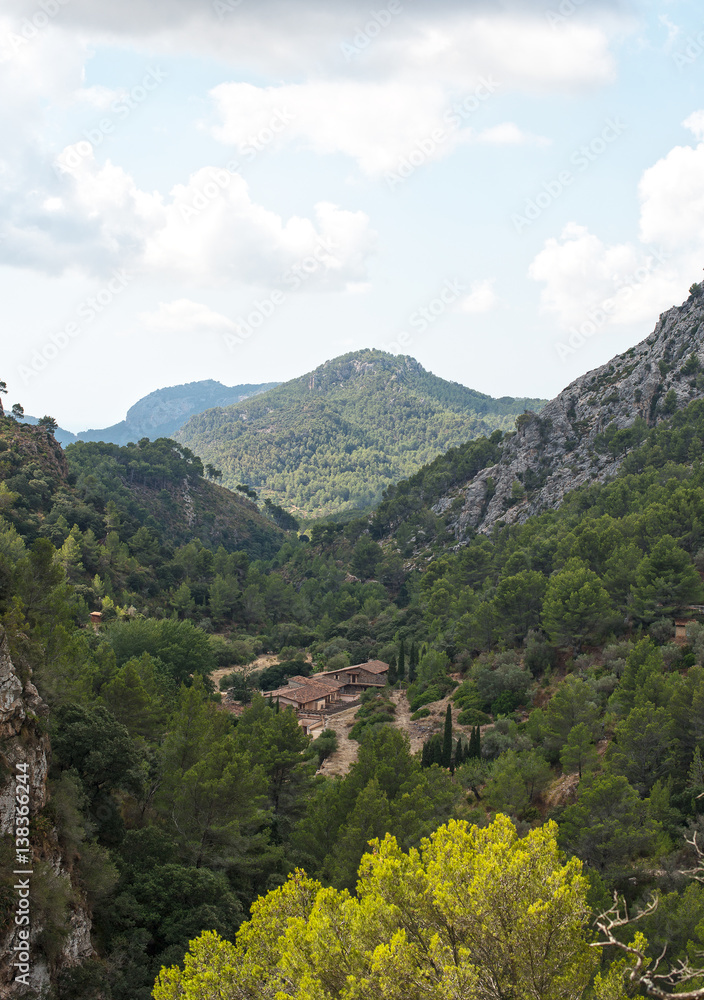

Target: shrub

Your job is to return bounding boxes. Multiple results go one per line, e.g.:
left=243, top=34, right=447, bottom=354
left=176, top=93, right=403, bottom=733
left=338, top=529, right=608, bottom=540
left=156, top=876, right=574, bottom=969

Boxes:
left=410, top=708, right=431, bottom=720
left=458, top=708, right=491, bottom=726
left=491, top=690, right=521, bottom=716
left=309, top=729, right=338, bottom=766
left=409, top=684, right=443, bottom=713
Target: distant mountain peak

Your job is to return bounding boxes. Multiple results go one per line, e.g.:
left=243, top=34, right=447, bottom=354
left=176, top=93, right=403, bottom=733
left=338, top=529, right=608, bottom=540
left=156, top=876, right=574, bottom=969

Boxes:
left=176, top=350, right=546, bottom=519
left=74, top=379, right=280, bottom=447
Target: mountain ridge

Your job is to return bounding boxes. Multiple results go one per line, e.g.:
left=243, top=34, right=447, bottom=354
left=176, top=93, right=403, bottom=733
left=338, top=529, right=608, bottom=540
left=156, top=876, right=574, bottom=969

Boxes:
left=175, top=349, right=546, bottom=519
left=23, top=379, right=280, bottom=449
left=429, top=284, right=704, bottom=541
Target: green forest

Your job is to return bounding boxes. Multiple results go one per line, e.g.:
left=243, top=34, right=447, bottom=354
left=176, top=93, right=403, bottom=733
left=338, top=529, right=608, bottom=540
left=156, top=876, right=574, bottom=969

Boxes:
left=176, top=349, right=545, bottom=518
left=6, top=372, right=704, bottom=997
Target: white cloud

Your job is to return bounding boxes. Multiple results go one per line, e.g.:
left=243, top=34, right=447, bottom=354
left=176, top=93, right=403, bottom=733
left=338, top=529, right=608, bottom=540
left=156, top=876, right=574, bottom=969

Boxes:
left=1, top=145, right=377, bottom=287
left=140, top=299, right=238, bottom=335
left=529, top=224, right=683, bottom=331
left=209, top=82, right=557, bottom=176
left=528, top=112, right=704, bottom=334
left=637, top=112, right=704, bottom=250
left=4, top=3, right=622, bottom=90
left=459, top=279, right=497, bottom=314
left=684, top=110, right=704, bottom=141
left=476, top=122, right=550, bottom=145
left=209, top=80, right=465, bottom=176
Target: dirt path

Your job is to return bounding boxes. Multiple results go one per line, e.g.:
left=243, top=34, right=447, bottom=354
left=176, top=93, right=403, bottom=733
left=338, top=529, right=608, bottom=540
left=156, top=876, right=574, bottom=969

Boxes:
left=315, top=704, right=362, bottom=777
left=391, top=687, right=493, bottom=753
left=315, top=687, right=494, bottom=779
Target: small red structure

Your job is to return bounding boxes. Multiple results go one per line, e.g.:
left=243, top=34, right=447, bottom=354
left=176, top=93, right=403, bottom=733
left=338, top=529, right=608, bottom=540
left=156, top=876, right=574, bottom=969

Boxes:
left=89, top=611, right=103, bottom=631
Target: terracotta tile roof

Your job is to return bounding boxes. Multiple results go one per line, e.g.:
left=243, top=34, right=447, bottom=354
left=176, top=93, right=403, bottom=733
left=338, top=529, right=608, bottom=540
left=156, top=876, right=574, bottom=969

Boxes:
left=354, top=660, right=389, bottom=674
left=287, top=675, right=343, bottom=691
left=318, top=660, right=389, bottom=680
left=268, top=682, right=339, bottom=706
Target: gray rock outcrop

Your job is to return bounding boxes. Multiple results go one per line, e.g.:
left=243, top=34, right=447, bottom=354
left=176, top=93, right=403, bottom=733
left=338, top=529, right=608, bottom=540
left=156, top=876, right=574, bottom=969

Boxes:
left=435, top=289, right=704, bottom=540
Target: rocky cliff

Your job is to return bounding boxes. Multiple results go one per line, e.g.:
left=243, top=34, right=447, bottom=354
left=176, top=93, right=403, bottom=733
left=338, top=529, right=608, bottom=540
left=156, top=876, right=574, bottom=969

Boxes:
left=0, top=629, right=92, bottom=998
left=435, top=286, right=704, bottom=540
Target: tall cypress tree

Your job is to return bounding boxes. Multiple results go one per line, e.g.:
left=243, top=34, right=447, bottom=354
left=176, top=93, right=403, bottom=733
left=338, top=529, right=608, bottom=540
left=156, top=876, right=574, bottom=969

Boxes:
left=398, top=639, right=406, bottom=681
left=408, top=642, right=417, bottom=683
left=442, top=704, right=453, bottom=768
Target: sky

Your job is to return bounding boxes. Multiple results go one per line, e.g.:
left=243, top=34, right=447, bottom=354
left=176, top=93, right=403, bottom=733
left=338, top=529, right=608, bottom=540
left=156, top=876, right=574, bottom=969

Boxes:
left=2, top=0, right=704, bottom=431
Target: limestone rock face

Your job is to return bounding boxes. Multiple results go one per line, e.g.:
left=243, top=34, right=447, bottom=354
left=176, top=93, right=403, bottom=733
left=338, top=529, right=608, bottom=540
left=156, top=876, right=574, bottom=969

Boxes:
left=0, top=628, right=93, bottom=997
left=0, top=630, right=49, bottom=834
left=436, top=290, right=704, bottom=541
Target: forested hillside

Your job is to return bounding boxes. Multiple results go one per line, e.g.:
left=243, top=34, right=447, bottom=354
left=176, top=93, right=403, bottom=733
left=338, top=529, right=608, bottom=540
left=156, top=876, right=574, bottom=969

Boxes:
left=176, top=349, right=545, bottom=518
left=6, top=291, right=704, bottom=998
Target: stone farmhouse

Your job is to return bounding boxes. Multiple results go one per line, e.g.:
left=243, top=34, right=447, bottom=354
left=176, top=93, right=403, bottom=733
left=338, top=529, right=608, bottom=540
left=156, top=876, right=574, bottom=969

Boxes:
left=265, top=660, right=389, bottom=735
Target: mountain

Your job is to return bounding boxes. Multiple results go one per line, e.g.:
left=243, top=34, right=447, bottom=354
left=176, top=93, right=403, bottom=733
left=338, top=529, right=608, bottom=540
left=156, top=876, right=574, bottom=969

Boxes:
left=375, top=282, right=704, bottom=547
left=0, top=418, right=283, bottom=559
left=75, top=379, right=279, bottom=446
left=176, top=350, right=546, bottom=519
left=22, top=380, right=278, bottom=450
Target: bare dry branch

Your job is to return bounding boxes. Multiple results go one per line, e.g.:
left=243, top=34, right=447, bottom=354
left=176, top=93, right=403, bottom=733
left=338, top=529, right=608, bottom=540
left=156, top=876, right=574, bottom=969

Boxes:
left=591, top=886, right=704, bottom=998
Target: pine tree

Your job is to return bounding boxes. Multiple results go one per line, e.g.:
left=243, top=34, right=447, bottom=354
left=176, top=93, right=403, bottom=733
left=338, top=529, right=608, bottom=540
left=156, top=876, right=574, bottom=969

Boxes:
left=398, top=639, right=406, bottom=681
left=442, top=704, right=453, bottom=769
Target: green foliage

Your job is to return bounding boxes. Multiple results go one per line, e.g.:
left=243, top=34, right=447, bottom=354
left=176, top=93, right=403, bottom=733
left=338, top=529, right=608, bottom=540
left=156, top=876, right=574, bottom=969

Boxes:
left=308, top=729, right=338, bottom=766
left=410, top=707, right=431, bottom=720
left=485, top=749, right=552, bottom=817
left=104, top=618, right=216, bottom=684
left=349, top=691, right=396, bottom=741
left=155, top=815, right=594, bottom=1000
left=605, top=702, right=675, bottom=794
left=178, top=350, right=545, bottom=519
left=631, top=534, right=704, bottom=622
left=559, top=773, right=660, bottom=882
left=559, top=723, right=599, bottom=779
left=256, top=658, right=311, bottom=690
left=542, top=558, right=615, bottom=649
